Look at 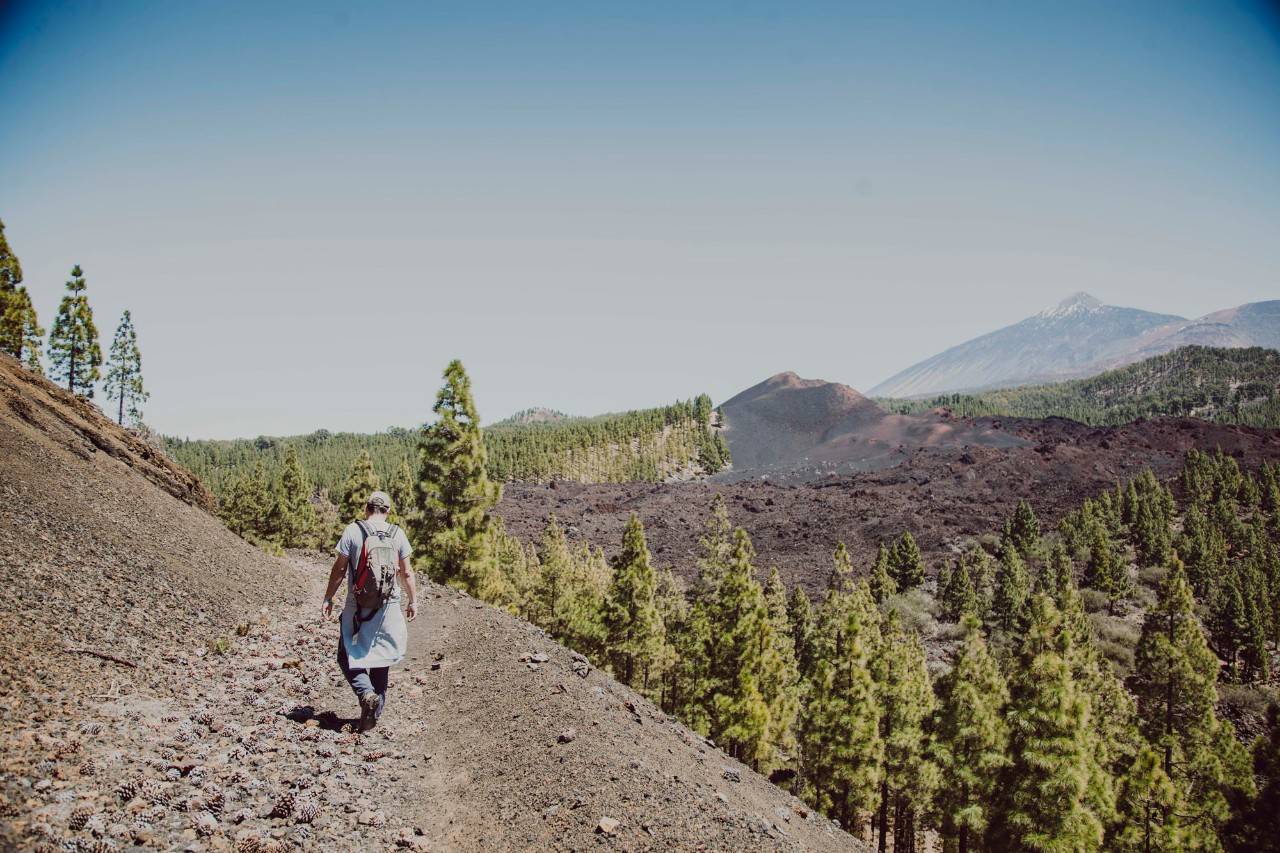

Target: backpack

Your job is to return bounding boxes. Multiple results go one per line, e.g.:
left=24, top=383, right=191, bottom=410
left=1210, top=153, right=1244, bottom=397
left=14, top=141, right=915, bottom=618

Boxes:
left=351, top=521, right=399, bottom=630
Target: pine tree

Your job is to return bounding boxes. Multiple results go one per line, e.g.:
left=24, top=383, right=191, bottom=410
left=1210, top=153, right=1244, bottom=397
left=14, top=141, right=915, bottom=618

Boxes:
left=932, top=616, right=1010, bottom=853
left=987, top=595, right=1106, bottom=852
left=787, top=585, right=817, bottom=681
left=103, top=310, right=148, bottom=425
left=798, top=578, right=884, bottom=834
left=868, top=542, right=898, bottom=604
left=1112, top=743, right=1184, bottom=853
left=654, top=564, right=690, bottom=713
left=939, top=554, right=978, bottom=623
left=1008, top=500, right=1042, bottom=560
left=874, top=610, right=937, bottom=853
left=762, top=567, right=801, bottom=763
left=532, top=515, right=573, bottom=635
left=338, top=450, right=380, bottom=524
left=991, top=536, right=1030, bottom=636
left=1084, top=521, right=1131, bottom=615
left=46, top=265, right=101, bottom=397
left=694, top=493, right=734, bottom=602
left=1132, top=558, right=1255, bottom=849
left=705, top=528, right=772, bottom=768
left=0, top=218, right=43, bottom=371
left=274, top=445, right=318, bottom=548
left=829, top=541, right=856, bottom=594
left=890, top=532, right=925, bottom=591
left=388, top=457, right=414, bottom=523
left=602, top=514, right=664, bottom=692
left=410, top=359, right=502, bottom=588
left=1230, top=705, right=1280, bottom=853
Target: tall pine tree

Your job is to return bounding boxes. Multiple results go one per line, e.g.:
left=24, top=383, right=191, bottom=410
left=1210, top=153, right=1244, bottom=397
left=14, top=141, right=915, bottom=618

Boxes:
left=410, top=359, right=502, bottom=588
left=987, top=594, right=1106, bottom=852
left=602, top=514, right=664, bottom=691
left=932, top=616, right=1010, bottom=853
left=0, top=219, right=42, bottom=372
left=1131, top=558, right=1254, bottom=849
left=103, top=310, right=148, bottom=425
left=46, top=265, right=101, bottom=397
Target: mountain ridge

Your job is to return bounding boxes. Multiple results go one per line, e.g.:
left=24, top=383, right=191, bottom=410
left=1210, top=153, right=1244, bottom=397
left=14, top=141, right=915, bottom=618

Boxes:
left=870, top=294, right=1278, bottom=398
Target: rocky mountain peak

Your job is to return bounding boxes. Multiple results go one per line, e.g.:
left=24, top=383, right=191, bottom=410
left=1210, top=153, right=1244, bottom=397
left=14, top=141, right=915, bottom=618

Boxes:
left=1040, top=291, right=1104, bottom=318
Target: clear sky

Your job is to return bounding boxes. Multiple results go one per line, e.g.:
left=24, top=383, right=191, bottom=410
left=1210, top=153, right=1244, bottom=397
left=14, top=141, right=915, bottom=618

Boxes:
left=2, top=1, right=1278, bottom=438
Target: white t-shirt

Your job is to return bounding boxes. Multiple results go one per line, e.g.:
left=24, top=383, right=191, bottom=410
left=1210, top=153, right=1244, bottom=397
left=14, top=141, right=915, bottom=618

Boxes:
left=334, top=518, right=413, bottom=668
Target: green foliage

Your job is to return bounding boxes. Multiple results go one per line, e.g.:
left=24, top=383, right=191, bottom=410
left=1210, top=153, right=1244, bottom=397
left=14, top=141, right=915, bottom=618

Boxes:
left=338, top=450, right=380, bottom=525
left=988, top=595, right=1107, bottom=852
left=938, top=552, right=979, bottom=623
left=103, top=310, right=148, bottom=426
left=889, top=531, right=924, bottom=591
left=874, top=610, right=937, bottom=851
left=602, top=514, right=664, bottom=691
left=0, top=220, right=42, bottom=372
left=799, top=576, right=884, bottom=833
left=1132, top=558, right=1255, bottom=849
left=868, top=542, right=897, bottom=604
left=991, top=536, right=1030, bottom=636
left=46, top=265, right=101, bottom=397
left=164, top=394, right=731, bottom=502
left=880, top=346, right=1280, bottom=428
left=410, top=360, right=502, bottom=590
left=272, top=446, right=318, bottom=548
left=932, top=617, right=1010, bottom=853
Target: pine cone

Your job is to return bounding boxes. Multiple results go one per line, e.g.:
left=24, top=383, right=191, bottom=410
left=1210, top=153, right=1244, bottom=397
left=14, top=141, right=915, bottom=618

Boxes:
left=293, top=796, right=318, bottom=824
left=78, top=758, right=97, bottom=777
left=234, top=833, right=264, bottom=853
left=193, top=811, right=218, bottom=837
left=139, top=780, right=170, bottom=806
left=113, top=780, right=140, bottom=804
left=268, top=791, right=294, bottom=819
left=78, top=721, right=103, bottom=736
left=203, top=785, right=224, bottom=816
left=69, top=807, right=94, bottom=831
left=55, top=739, right=82, bottom=758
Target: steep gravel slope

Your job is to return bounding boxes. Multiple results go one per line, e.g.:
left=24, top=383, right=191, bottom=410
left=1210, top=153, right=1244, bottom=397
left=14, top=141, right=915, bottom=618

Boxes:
left=0, top=355, right=866, bottom=851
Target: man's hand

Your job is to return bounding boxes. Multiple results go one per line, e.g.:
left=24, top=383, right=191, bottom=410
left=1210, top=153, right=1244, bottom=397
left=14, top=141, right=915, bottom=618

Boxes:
left=322, top=598, right=334, bottom=620
left=405, top=601, right=417, bottom=622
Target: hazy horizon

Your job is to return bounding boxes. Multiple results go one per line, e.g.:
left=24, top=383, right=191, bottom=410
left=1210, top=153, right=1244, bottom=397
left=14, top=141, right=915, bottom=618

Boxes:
left=3, top=1, right=1278, bottom=439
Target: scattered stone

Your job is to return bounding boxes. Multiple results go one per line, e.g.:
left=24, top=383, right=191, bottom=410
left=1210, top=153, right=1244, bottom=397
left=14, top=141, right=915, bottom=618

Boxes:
left=722, top=768, right=741, bottom=783
left=357, top=810, right=386, bottom=827
left=557, top=729, right=577, bottom=744
left=597, top=816, right=620, bottom=836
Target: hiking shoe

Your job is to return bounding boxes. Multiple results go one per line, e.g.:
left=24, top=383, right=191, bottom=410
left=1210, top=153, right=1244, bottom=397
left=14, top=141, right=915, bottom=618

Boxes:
left=358, top=692, right=379, bottom=732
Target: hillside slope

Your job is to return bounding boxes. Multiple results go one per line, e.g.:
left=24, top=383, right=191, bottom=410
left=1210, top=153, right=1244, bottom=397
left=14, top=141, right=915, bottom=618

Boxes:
left=717, top=371, right=1023, bottom=480
left=869, top=293, right=1185, bottom=397
left=882, top=346, right=1280, bottom=428
left=0, top=355, right=862, bottom=852
left=871, top=294, right=1280, bottom=398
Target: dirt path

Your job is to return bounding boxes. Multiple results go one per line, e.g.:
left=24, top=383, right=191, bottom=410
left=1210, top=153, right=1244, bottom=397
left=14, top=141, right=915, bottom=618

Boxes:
left=4, top=555, right=867, bottom=852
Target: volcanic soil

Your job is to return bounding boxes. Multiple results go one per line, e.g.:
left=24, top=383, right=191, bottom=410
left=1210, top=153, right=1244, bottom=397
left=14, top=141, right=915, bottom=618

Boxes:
left=496, top=416, right=1280, bottom=593
left=0, top=354, right=865, bottom=851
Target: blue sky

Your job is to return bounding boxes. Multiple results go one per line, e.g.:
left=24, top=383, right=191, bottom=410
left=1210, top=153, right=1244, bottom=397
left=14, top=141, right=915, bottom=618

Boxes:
left=2, top=1, right=1278, bottom=438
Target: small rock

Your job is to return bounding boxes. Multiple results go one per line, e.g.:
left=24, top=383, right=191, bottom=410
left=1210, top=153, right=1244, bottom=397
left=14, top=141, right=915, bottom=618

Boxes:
left=358, top=809, right=386, bottom=827
left=557, top=729, right=577, bottom=744
left=597, top=816, right=620, bottom=836
left=722, top=768, right=741, bottom=783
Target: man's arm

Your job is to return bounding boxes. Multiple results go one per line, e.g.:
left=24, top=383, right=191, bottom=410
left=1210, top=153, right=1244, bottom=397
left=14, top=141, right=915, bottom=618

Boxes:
left=398, top=555, right=417, bottom=622
left=322, top=554, right=348, bottom=619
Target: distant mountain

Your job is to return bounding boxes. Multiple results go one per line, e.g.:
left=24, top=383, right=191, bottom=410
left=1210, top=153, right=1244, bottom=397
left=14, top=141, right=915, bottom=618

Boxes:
left=490, top=406, right=571, bottom=427
left=717, top=371, right=1022, bottom=480
left=883, top=345, right=1280, bottom=428
left=869, top=293, right=1186, bottom=398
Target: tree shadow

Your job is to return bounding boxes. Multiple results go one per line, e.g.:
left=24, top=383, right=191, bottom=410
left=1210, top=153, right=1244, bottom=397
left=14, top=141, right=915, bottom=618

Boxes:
left=282, top=704, right=357, bottom=732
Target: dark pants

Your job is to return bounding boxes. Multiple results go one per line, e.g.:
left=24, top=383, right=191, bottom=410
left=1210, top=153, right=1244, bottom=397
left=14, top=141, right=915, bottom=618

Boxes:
left=337, top=636, right=388, bottom=720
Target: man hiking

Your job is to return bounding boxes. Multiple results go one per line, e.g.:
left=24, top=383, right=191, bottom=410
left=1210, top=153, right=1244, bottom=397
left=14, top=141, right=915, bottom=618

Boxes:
left=322, top=490, right=417, bottom=732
